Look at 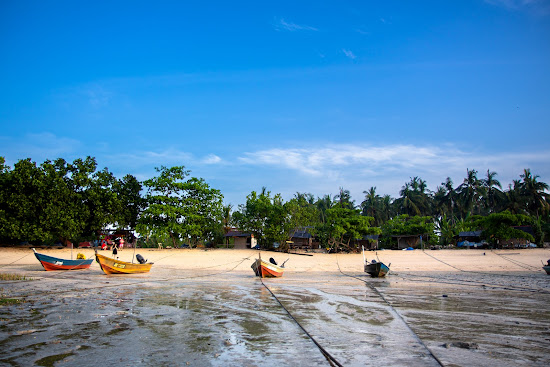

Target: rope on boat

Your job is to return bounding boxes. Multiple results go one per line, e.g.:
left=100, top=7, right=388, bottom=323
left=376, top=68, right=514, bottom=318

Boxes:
left=260, top=278, right=343, bottom=367
left=335, top=253, right=445, bottom=367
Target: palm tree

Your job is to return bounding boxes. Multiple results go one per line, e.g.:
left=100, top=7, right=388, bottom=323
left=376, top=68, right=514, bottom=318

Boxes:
left=482, top=169, right=502, bottom=214
left=433, top=177, right=456, bottom=219
left=397, top=182, right=420, bottom=216
left=316, top=194, right=333, bottom=224
left=457, top=169, right=485, bottom=218
left=361, top=186, right=387, bottom=226
left=222, top=204, right=233, bottom=246
left=395, top=177, right=432, bottom=216
left=334, top=187, right=355, bottom=209
left=361, top=187, right=379, bottom=216
left=503, top=180, right=525, bottom=215
left=380, top=194, right=394, bottom=223
left=519, top=169, right=550, bottom=218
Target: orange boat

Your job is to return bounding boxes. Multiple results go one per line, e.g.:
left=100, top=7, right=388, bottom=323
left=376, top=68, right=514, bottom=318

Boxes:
left=251, top=254, right=287, bottom=278
left=95, top=252, right=152, bottom=274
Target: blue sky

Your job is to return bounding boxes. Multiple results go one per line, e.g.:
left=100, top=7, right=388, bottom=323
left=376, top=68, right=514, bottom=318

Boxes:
left=1, top=0, right=549, bottom=207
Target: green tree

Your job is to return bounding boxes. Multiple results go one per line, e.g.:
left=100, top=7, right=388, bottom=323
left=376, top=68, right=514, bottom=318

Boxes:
left=482, top=169, right=502, bottom=214
left=281, top=193, right=320, bottom=250
left=457, top=169, right=485, bottom=218
left=334, top=187, right=355, bottom=209
left=380, top=214, right=435, bottom=248
left=114, top=174, right=145, bottom=231
left=318, top=207, right=379, bottom=251
left=470, top=211, right=534, bottom=246
left=233, top=188, right=288, bottom=249
left=519, top=168, right=549, bottom=218
left=315, top=194, right=333, bottom=224
left=394, top=177, right=432, bottom=216
left=137, top=166, right=223, bottom=248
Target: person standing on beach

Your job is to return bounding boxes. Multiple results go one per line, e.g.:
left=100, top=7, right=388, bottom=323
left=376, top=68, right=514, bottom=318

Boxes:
left=112, top=242, right=118, bottom=258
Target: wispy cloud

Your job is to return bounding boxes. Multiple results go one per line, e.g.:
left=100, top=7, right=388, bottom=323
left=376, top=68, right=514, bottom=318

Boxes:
left=484, top=0, right=550, bottom=14
left=237, top=143, right=550, bottom=200
left=342, top=49, right=356, bottom=59
left=274, top=18, right=318, bottom=32
left=2, top=135, right=549, bottom=205
left=0, top=133, right=81, bottom=166
left=201, top=154, right=222, bottom=164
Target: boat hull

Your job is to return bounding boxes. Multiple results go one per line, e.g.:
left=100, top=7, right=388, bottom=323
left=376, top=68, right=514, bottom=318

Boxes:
left=543, top=265, right=550, bottom=275
left=33, top=250, right=93, bottom=271
left=95, top=253, right=152, bottom=274
left=364, top=262, right=390, bottom=278
left=251, top=258, right=284, bottom=278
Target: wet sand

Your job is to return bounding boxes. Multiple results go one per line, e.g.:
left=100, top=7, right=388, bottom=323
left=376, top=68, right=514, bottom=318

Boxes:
left=0, top=248, right=549, bottom=366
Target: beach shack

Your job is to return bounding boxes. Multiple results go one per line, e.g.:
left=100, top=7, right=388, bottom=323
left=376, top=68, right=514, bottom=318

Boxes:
left=288, top=228, right=315, bottom=250
left=456, top=231, right=484, bottom=248
left=393, top=234, right=425, bottom=250
left=356, top=234, right=379, bottom=250
left=499, top=226, right=535, bottom=248
left=224, top=230, right=254, bottom=249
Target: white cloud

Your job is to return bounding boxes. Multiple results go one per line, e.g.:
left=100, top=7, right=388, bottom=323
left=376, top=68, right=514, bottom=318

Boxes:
left=201, top=154, right=222, bottom=164
left=2, top=135, right=549, bottom=206
left=236, top=143, right=550, bottom=201
left=274, top=18, right=318, bottom=32
left=342, top=49, right=356, bottom=59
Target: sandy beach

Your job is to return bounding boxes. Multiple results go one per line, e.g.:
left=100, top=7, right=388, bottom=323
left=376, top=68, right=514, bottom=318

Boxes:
left=1, top=247, right=549, bottom=366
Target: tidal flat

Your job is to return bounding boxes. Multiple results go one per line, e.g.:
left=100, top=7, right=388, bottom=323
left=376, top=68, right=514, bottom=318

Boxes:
left=0, top=249, right=549, bottom=366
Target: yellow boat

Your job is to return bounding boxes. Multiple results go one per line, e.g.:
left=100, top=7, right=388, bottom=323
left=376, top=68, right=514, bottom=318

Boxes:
left=95, top=252, right=153, bottom=274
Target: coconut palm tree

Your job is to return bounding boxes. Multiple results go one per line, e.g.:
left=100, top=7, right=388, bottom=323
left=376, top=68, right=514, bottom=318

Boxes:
left=361, top=187, right=379, bottom=216
left=316, top=194, right=333, bottom=224
left=433, top=177, right=456, bottom=219
left=519, top=169, right=550, bottom=218
left=395, top=177, right=432, bottom=216
left=361, top=186, right=388, bottom=226
left=503, top=180, right=525, bottom=215
left=457, top=169, right=485, bottom=218
left=482, top=169, right=502, bottom=214
left=334, top=187, right=355, bottom=209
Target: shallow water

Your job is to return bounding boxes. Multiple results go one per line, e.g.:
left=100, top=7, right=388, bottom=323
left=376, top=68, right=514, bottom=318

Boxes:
left=0, top=265, right=549, bottom=366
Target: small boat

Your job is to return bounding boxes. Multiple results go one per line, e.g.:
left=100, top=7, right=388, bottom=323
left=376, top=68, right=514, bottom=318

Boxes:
left=95, top=251, right=152, bottom=274
left=364, top=260, right=390, bottom=278
left=543, top=265, right=550, bottom=275
left=362, top=246, right=390, bottom=278
left=32, top=248, right=93, bottom=271
left=251, top=254, right=288, bottom=278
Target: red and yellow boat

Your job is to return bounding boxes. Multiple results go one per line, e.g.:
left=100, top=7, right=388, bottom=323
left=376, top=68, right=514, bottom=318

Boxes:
left=251, top=254, right=287, bottom=278
left=95, top=252, right=152, bottom=274
left=33, top=248, right=93, bottom=271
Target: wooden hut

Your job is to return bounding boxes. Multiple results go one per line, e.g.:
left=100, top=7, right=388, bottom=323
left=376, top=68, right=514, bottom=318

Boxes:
left=224, top=230, right=253, bottom=249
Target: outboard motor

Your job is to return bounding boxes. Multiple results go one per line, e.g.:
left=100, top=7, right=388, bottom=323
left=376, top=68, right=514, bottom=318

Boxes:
left=136, top=254, right=147, bottom=264
left=269, top=257, right=278, bottom=265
